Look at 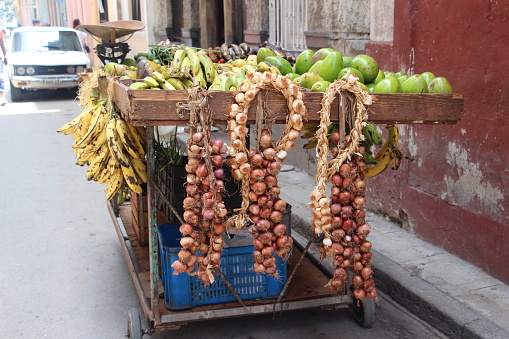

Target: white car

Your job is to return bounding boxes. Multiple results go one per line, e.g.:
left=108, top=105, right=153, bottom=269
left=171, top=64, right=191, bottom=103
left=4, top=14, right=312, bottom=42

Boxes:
left=7, top=26, right=91, bottom=101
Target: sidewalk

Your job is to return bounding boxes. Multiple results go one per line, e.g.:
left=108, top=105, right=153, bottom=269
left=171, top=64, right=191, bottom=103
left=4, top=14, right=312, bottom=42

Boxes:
left=277, top=166, right=509, bottom=339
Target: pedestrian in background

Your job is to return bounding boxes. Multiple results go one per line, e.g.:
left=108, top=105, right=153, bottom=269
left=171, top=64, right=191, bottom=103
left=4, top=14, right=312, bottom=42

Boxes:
left=73, top=18, right=90, bottom=53
left=0, top=28, right=8, bottom=105
left=33, top=20, right=41, bottom=27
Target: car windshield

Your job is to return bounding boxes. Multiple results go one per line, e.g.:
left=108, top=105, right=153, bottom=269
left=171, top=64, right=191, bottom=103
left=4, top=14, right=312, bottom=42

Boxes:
left=12, top=30, right=82, bottom=53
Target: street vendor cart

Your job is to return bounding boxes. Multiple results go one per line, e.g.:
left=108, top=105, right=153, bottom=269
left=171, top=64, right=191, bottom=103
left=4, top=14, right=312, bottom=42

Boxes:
left=106, top=79, right=462, bottom=338
left=68, top=20, right=463, bottom=338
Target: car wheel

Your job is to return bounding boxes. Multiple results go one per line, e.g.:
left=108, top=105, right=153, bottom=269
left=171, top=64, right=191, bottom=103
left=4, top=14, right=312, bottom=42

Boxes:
left=10, top=81, right=23, bottom=102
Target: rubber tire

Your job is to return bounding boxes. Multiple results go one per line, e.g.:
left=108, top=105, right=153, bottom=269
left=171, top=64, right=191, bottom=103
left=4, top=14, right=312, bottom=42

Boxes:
left=351, top=292, right=376, bottom=328
left=127, top=308, right=143, bottom=339
left=10, top=81, right=23, bottom=102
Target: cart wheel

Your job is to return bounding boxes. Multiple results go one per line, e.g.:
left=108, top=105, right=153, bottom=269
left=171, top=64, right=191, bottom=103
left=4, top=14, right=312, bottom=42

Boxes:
left=126, top=308, right=144, bottom=339
left=351, top=286, right=375, bottom=327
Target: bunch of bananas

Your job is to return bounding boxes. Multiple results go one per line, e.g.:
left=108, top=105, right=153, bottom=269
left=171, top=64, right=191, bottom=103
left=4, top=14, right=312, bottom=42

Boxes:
left=130, top=47, right=220, bottom=90
left=57, top=99, right=147, bottom=201
left=360, top=124, right=383, bottom=164
left=220, top=42, right=251, bottom=60
left=364, top=125, right=412, bottom=178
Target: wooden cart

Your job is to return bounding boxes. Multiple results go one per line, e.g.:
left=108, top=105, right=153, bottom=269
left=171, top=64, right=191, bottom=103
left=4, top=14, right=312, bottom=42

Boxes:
left=108, top=81, right=463, bottom=337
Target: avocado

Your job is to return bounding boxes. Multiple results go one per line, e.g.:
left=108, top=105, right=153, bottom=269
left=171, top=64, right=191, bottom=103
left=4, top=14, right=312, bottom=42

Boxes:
left=310, top=48, right=335, bottom=65
left=373, top=77, right=401, bottom=93
left=337, top=67, right=365, bottom=83
left=401, top=74, right=428, bottom=93
left=351, top=55, right=379, bottom=83
left=428, top=77, right=453, bottom=93
left=257, top=47, right=277, bottom=64
left=318, top=52, right=343, bottom=83
left=264, top=56, right=293, bottom=75
left=299, top=72, right=324, bottom=89
left=311, top=80, right=331, bottom=92
left=421, top=72, right=436, bottom=86
left=295, top=49, right=315, bottom=75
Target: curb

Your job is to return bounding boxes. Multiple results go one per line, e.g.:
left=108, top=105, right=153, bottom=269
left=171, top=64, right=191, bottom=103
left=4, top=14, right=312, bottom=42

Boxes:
left=290, top=213, right=508, bottom=339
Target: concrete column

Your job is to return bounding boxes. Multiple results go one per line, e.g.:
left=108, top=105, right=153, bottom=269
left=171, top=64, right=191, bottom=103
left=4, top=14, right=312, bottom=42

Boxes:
left=182, top=0, right=200, bottom=46
left=199, top=0, right=216, bottom=48
left=243, top=0, right=269, bottom=46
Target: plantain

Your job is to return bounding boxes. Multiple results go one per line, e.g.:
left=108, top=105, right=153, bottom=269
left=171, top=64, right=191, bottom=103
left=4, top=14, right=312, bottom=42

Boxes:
left=129, top=82, right=150, bottom=89
left=73, top=102, right=99, bottom=141
left=104, top=164, right=124, bottom=201
left=364, top=125, right=411, bottom=177
left=75, top=128, right=108, bottom=165
left=115, top=118, right=145, bottom=159
left=120, top=157, right=143, bottom=194
left=160, top=81, right=176, bottom=90
left=186, top=49, right=201, bottom=75
left=73, top=102, right=107, bottom=148
left=166, top=77, right=187, bottom=90
left=143, top=76, right=159, bottom=88
left=172, top=48, right=187, bottom=69
left=85, top=143, right=111, bottom=181
left=128, top=154, right=148, bottom=184
left=106, top=117, right=131, bottom=168
left=199, top=53, right=216, bottom=84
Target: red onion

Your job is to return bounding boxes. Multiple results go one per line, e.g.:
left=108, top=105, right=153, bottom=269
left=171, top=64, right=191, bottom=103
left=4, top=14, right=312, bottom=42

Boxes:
left=261, top=246, right=274, bottom=257
left=171, top=260, right=187, bottom=273
left=339, top=163, right=352, bottom=178
left=360, top=241, right=372, bottom=252
left=179, top=223, right=194, bottom=236
left=273, top=223, right=287, bottom=236
left=331, top=174, right=343, bottom=187
left=354, top=288, right=366, bottom=300
left=180, top=236, right=195, bottom=249
left=270, top=210, right=283, bottom=223
left=251, top=153, right=263, bottom=167
left=256, top=219, right=271, bottom=232
left=361, top=267, right=373, bottom=278
left=252, top=182, right=267, bottom=195
left=213, top=168, right=224, bottom=179
left=263, top=148, right=276, bottom=160
left=273, top=199, right=287, bottom=211
left=330, top=203, right=341, bottom=215
left=352, top=275, right=363, bottom=287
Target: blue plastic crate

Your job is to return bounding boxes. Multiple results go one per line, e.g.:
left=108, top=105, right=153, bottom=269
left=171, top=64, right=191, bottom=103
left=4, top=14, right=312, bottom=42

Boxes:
left=157, top=223, right=287, bottom=310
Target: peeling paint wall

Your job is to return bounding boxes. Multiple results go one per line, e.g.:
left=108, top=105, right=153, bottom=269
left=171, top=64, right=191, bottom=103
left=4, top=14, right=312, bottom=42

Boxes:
left=366, top=0, right=509, bottom=283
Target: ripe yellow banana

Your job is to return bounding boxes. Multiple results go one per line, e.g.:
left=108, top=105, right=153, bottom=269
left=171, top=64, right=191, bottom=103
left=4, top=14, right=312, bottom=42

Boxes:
left=128, top=154, right=147, bottom=184
left=115, top=118, right=144, bottom=159
left=104, top=164, right=124, bottom=201
left=106, top=117, right=130, bottom=168
left=74, top=102, right=107, bottom=148
left=172, top=48, right=187, bottom=69
left=76, top=128, right=108, bottom=165
left=365, top=125, right=410, bottom=178
left=73, top=102, right=99, bottom=140
left=120, top=157, right=143, bottom=194
left=85, top=143, right=110, bottom=181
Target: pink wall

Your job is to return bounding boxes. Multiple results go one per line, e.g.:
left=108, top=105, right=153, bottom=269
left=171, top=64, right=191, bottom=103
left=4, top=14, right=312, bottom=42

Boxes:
left=365, top=1, right=509, bottom=283
left=66, top=0, right=99, bottom=66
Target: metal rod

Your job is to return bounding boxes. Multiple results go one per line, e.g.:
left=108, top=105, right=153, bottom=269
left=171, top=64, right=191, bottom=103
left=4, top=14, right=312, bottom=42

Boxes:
left=273, top=233, right=317, bottom=318
left=151, top=179, right=185, bottom=225
left=215, top=268, right=247, bottom=307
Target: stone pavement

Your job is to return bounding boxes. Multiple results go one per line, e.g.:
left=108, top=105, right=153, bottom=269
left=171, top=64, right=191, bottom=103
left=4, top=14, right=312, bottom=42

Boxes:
left=277, top=166, right=509, bottom=339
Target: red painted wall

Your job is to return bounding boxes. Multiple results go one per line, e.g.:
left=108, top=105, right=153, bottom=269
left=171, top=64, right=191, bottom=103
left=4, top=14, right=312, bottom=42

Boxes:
left=365, top=0, right=509, bottom=283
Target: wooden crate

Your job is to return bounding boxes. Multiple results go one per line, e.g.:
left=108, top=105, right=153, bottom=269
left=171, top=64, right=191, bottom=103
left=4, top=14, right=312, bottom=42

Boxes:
left=113, top=80, right=464, bottom=126
left=131, top=192, right=148, bottom=245
left=131, top=192, right=168, bottom=245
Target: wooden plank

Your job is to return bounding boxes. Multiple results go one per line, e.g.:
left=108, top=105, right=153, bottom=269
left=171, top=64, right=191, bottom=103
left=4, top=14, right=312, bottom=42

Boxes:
left=113, top=81, right=463, bottom=126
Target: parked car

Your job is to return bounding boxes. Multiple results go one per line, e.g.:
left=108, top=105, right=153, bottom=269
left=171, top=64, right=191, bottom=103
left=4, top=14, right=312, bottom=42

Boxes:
left=7, top=26, right=91, bottom=101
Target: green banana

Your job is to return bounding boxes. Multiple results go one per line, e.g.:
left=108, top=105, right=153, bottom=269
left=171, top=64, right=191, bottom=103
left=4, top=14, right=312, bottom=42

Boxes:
left=130, top=82, right=150, bottom=89
left=160, top=81, right=177, bottom=90
left=199, top=53, right=216, bottom=84
left=143, top=76, right=159, bottom=88
left=366, top=124, right=382, bottom=148
left=166, top=77, right=187, bottom=90
left=172, top=48, right=187, bottom=69
left=186, top=49, right=201, bottom=75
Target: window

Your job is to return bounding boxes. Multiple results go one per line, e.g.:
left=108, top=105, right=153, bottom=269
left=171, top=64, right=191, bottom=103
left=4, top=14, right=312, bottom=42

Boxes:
left=268, top=0, right=308, bottom=51
left=13, top=31, right=82, bottom=53
left=132, top=0, right=141, bottom=21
